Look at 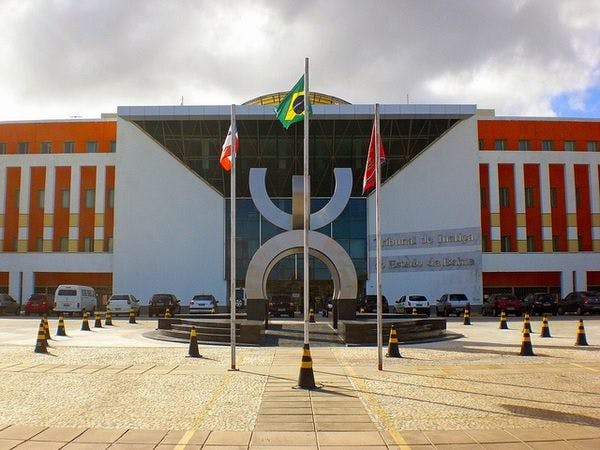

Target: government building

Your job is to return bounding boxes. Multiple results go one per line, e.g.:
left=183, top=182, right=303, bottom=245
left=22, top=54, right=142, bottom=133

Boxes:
left=1, top=93, right=599, bottom=309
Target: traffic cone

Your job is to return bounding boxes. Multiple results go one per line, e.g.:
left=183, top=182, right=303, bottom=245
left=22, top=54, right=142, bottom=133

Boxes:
left=499, top=311, right=509, bottom=329
left=523, top=313, right=532, bottom=332
left=575, top=319, right=588, bottom=346
left=43, top=315, right=51, bottom=340
left=412, top=307, right=417, bottom=315
left=34, top=320, right=48, bottom=353
left=540, top=314, right=551, bottom=338
left=94, top=311, right=103, bottom=328
left=297, top=344, right=317, bottom=390
left=105, top=308, right=113, bottom=326
left=129, top=308, right=137, bottom=324
left=188, top=327, right=202, bottom=358
left=165, top=308, right=171, bottom=319
left=385, top=324, right=402, bottom=358
left=309, top=308, right=315, bottom=323
left=56, top=314, right=67, bottom=336
left=463, top=308, right=471, bottom=325
left=81, top=312, right=91, bottom=331
left=519, top=327, right=535, bottom=356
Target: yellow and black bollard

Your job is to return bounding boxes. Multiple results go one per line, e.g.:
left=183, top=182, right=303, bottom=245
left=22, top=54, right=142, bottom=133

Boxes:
left=540, top=314, right=551, bottom=338
left=56, top=314, right=67, bottom=336
left=43, top=315, right=51, bottom=340
left=385, top=324, right=402, bottom=358
left=499, top=311, right=509, bottom=329
left=188, top=327, right=202, bottom=358
left=463, top=308, right=471, bottom=325
left=297, top=344, right=317, bottom=390
left=129, top=308, right=137, bottom=324
left=81, top=312, right=91, bottom=331
left=519, top=326, right=535, bottom=356
left=522, top=312, right=532, bottom=333
left=575, top=319, right=588, bottom=346
left=165, top=308, right=171, bottom=319
left=105, top=308, right=113, bottom=326
left=309, top=308, right=315, bottom=323
left=34, top=320, right=48, bottom=354
left=412, top=307, right=417, bottom=316
left=94, top=311, right=103, bottom=328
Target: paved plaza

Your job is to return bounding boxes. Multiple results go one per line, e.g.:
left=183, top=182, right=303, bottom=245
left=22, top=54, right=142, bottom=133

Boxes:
left=0, top=315, right=598, bottom=449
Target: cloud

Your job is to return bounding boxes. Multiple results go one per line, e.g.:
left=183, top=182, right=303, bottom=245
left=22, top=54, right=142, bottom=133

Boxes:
left=0, top=0, right=598, bottom=120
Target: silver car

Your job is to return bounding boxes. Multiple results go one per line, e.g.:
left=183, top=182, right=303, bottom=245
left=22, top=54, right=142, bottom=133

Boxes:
left=107, top=294, right=140, bottom=316
left=189, top=294, right=218, bottom=314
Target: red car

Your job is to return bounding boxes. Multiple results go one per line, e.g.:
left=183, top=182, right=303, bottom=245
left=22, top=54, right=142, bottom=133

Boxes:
left=482, top=293, right=524, bottom=316
left=24, top=294, right=55, bottom=316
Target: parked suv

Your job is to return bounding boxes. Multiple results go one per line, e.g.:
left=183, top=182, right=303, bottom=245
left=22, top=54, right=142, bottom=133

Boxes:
left=0, top=294, right=20, bottom=315
left=268, top=295, right=295, bottom=318
left=148, top=293, right=180, bottom=317
left=482, top=293, right=524, bottom=316
left=436, top=293, right=470, bottom=317
left=523, top=292, right=558, bottom=316
left=24, top=293, right=55, bottom=316
left=358, top=295, right=389, bottom=313
left=558, top=291, right=600, bottom=315
left=394, top=295, right=430, bottom=315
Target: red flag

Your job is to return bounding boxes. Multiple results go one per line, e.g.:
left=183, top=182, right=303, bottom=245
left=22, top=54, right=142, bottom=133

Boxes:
left=219, top=125, right=239, bottom=171
left=362, top=120, right=386, bottom=194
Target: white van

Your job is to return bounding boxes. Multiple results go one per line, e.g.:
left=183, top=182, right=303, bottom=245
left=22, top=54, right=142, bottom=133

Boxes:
left=54, top=285, right=97, bottom=316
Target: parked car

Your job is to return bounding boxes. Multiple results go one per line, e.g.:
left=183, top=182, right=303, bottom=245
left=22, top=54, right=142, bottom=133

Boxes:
left=189, top=294, right=218, bottom=314
left=558, top=291, right=600, bottom=315
left=268, top=295, right=295, bottom=318
left=522, top=292, right=558, bottom=316
left=107, top=294, right=140, bottom=316
left=148, top=293, right=181, bottom=317
left=436, top=293, right=470, bottom=317
left=0, top=293, right=20, bottom=315
left=482, top=293, right=524, bottom=316
left=23, top=293, right=54, bottom=316
left=394, top=294, right=430, bottom=315
left=235, top=287, right=247, bottom=309
left=358, top=295, right=389, bottom=313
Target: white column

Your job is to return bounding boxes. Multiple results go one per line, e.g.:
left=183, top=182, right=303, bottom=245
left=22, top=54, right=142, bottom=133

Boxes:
left=488, top=163, right=500, bottom=251
left=560, top=270, right=573, bottom=300
left=575, top=270, right=587, bottom=291
left=0, top=167, right=6, bottom=247
left=94, top=165, right=105, bottom=251
left=540, top=163, right=552, bottom=251
left=17, top=167, right=31, bottom=252
left=8, top=270, right=21, bottom=301
left=514, top=163, right=526, bottom=252
left=43, top=165, right=55, bottom=251
left=565, top=164, right=578, bottom=251
left=589, top=164, right=600, bottom=250
left=68, top=166, right=81, bottom=252
left=22, top=271, right=34, bottom=303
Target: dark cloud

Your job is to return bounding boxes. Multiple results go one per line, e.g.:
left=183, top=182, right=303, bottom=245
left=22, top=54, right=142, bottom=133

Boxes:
left=0, top=0, right=598, bottom=120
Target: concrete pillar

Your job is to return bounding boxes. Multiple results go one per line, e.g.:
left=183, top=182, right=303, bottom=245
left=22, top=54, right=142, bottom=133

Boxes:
left=589, top=164, right=600, bottom=251
left=43, top=165, right=55, bottom=252
left=564, top=164, right=578, bottom=251
left=94, top=165, right=106, bottom=252
left=68, top=166, right=80, bottom=252
left=540, top=163, right=552, bottom=252
left=17, top=168, right=31, bottom=252
left=0, top=166, right=6, bottom=250
left=21, top=271, right=34, bottom=303
left=514, top=163, right=526, bottom=252
left=560, top=270, right=575, bottom=299
left=488, top=163, right=500, bottom=252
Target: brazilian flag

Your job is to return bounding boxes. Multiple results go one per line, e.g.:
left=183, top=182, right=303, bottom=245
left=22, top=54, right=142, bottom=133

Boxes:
left=274, top=75, right=311, bottom=129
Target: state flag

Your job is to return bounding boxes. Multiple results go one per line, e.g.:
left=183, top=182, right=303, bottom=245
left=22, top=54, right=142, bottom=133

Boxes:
left=220, top=124, right=239, bottom=171
left=362, top=120, right=386, bottom=194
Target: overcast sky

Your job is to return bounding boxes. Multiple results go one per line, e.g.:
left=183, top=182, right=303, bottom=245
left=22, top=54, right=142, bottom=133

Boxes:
left=0, top=0, right=598, bottom=121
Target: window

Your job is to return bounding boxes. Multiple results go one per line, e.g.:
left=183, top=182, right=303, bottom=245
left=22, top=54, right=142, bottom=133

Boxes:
left=0, top=142, right=5, bottom=154
left=63, top=141, right=75, bottom=153
left=518, top=140, right=530, bottom=151
left=499, top=187, right=510, bottom=207
left=110, top=141, right=116, bottom=153
left=38, top=189, right=45, bottom=209
left=550, top=187, right=558, bottom=208
left=108, top=189, right=114, bottom=208
left=86, top=141, right=98, bottom=153
left=59, top=237, right=68, bottom=252
left=542, top=140, right=553, bottom=151
left=495, top=139, right=507, bottom=151
left=552, top=235, right=560, bottom=252
left=83, top=237, right=93, bottom=252
left=501, top=235, right=512, bottom=252
left=564, top=140, right=575, bottom=151
left=40, top=141, right=52, bottom=154
left=525, top=187, right=534, bottom=208
left=61, top=189, right=70, bottom=208
left=84, top=189, right=95, bottom=208
left=527, top=236, right=535, bottom=252
left=35, top=237, right=43, bottom=252
left=18, top=142, right=29, bottom=154
left=588, top=141, right=598, bottom=152
left=480, top=187, right=486, bottom=207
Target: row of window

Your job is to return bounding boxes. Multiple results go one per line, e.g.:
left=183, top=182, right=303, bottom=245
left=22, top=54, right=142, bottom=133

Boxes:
left=483, top=139, right=598, bottom=152
left=0, top=141, right=116, bottom=154
left=483, top=186, right=572, bottom=209
left=11, top=188, right=114, bottom=209
left=483, top=235, right=584, bottom=253
left=4, top=237, right=113, bottom=253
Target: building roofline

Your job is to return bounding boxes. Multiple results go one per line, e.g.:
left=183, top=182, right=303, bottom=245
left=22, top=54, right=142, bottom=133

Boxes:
left=0, top=117, right=116, bottom=125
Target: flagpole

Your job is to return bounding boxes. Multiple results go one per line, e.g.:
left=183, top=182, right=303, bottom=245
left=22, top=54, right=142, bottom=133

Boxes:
left=375, top=103, right=383, bottom=371
left=230, top=104, right=237, bottom=371
left=303, top=57, right=310, bottom=348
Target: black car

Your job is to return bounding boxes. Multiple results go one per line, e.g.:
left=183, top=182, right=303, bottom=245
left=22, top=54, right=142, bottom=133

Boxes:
left=148, top=293, right=181, bottom=317
left=559, top=291, right=600, bottom=315
left=268, top=295, right=295, bottom=318
left=359, top=295, right=389, bottom=313
left=523, top=292, right=558, bottom=316
left=0, top=294, right=20, bottom=315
